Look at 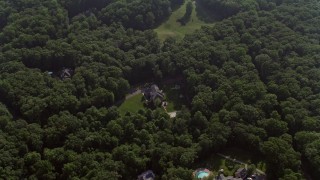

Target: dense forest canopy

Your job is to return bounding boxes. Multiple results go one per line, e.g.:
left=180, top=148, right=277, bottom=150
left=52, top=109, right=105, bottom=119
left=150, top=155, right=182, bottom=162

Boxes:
left=1, top=0, right=320, bottom=179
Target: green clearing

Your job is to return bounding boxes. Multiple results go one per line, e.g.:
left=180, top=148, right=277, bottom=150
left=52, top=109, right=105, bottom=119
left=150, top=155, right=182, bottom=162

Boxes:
left=118, top=83, right=184, bottom=116
left=223, top=148, right=267, bottom=172
left=197, top=148, right=266, bottom=177
left=162, top=84, right=185, bottom=112
left=118, top=94, right=145, bottom=115
left=197, top=154, right=243, bottom=176
left=155, top=0, right=215, bottom=42
left=207, top=154, right=243, bottom=176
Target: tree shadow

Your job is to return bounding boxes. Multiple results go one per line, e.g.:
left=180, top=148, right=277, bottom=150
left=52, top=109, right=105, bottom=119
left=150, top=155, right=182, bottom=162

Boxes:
left=176, top=16, right=191, bottom=26
left=171, top=1, right=184, bottom=11
left=153, top=1, right=184, bottom=28
left=211, top=156, right=223, bottom=170
left=115, top=98, right=125, bottom=107
left=195, top=0, right=222, bottom=23
left=176, top=1, right=193, bottom=26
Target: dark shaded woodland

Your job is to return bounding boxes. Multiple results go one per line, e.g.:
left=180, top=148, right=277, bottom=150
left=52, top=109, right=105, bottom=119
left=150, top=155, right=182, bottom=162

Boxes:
left=1, top=0, right=320, bottom=179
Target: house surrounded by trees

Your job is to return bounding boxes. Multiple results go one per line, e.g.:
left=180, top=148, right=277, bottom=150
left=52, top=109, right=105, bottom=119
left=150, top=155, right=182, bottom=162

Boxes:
left=138, top=170, right=155, bottom=180
left=142, top=84, right=165, bottom=105
left=59, top=68, right=74, bottom=80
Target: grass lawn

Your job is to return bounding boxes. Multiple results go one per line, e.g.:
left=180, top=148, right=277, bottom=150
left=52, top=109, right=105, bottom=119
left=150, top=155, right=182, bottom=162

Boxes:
left=118, top=94, right=145, bottom=116
left=154, top=0, right=215, bottom=42
left=197, top=154, right=243, bottom=177
left=118, top=83, right=185, bottom=116
left=162, top=84, right=185, bottom=112
left=223, top=147, right=267, bottom=172
left=196, top=148, right=267, bottom=177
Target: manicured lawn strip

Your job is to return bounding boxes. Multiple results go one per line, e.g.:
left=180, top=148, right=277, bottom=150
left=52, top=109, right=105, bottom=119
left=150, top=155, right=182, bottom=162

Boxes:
left=155, top=0, right=214, bottom=42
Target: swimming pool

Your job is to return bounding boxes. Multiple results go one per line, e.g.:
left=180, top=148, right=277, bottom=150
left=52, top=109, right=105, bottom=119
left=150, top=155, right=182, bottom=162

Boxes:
left=196, top=171, right=209, bottom=179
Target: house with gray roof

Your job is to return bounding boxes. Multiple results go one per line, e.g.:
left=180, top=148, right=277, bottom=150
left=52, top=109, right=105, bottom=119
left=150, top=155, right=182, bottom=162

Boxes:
left=60, top=68, right=73, bottom=80
left=143, top=84, right=165, bottom=105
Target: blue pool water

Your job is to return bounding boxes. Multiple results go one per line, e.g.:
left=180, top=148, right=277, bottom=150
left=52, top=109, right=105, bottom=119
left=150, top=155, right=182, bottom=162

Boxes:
left=197, top=171, right=209, bottom=179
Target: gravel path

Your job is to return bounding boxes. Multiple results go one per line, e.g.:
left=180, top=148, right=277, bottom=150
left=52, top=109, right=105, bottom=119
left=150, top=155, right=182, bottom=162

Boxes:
left=125, top=89, right=142, bottom=100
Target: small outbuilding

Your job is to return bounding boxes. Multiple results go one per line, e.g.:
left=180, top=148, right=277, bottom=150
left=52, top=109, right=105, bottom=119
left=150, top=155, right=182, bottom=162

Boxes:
left=235, top=168, right=247, bottom=179
left=138, top=170, right=155, bottom=180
